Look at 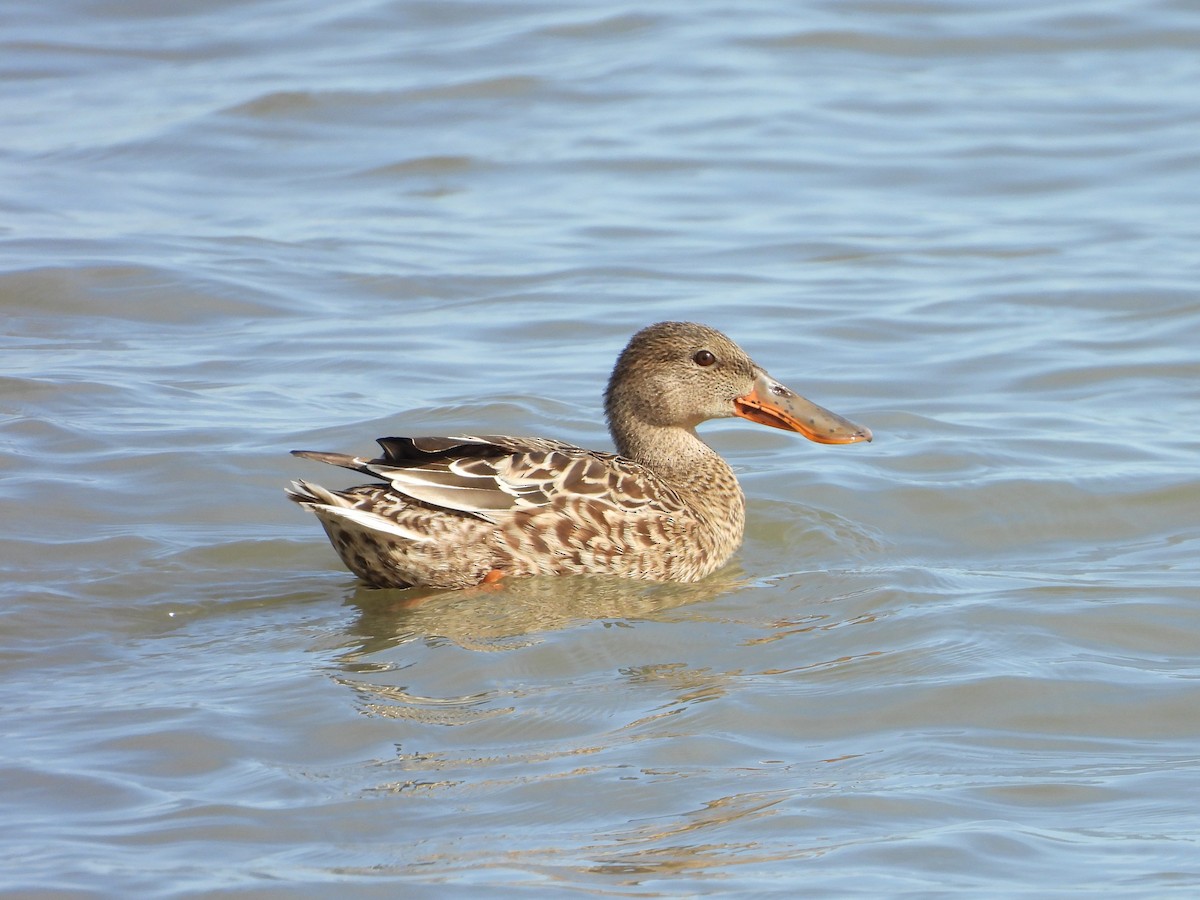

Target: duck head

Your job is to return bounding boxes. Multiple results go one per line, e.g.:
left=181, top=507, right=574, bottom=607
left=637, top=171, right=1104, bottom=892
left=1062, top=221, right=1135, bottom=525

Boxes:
left=604, top=321, right=872, bottom=450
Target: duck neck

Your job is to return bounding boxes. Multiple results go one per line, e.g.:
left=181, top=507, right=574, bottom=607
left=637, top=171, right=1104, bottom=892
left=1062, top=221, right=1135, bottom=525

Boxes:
left=614, top=423, right=730, bottom=483
left=615, top=423, right=746, bottom=547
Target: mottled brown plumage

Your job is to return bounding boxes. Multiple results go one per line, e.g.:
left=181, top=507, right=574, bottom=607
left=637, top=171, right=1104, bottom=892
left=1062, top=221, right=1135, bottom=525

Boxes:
left=288, top=321, right=871, bottom=588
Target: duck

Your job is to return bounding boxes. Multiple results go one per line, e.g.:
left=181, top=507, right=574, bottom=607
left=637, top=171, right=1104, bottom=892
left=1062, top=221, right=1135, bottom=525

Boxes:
left=287, top=321, right=872, bottom=589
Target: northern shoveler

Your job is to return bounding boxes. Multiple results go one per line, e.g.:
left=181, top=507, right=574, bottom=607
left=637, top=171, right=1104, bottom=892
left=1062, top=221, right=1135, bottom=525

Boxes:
left=288, top=321, right=871, bottom=588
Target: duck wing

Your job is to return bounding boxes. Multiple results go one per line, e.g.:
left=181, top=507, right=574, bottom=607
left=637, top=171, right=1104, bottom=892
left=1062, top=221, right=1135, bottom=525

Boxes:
left=291, top=435, right=685, bottom=523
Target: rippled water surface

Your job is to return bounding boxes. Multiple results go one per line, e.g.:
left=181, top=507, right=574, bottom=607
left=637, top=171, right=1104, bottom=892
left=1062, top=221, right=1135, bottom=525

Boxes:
left=3, top=0, right=1199, bottom=895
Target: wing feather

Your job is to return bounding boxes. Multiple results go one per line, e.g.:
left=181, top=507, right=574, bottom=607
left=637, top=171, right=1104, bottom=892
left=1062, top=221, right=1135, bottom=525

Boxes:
left=293, top=434, right=685, bottom=521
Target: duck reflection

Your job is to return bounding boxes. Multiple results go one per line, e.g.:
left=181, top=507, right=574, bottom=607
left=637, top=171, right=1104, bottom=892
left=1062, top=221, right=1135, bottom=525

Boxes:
left=336, top=568, right=750, bottom=661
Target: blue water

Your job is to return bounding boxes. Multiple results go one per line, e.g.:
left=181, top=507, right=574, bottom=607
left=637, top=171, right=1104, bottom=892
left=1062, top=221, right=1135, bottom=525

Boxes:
left=3, top=0, right=1199, bottom=895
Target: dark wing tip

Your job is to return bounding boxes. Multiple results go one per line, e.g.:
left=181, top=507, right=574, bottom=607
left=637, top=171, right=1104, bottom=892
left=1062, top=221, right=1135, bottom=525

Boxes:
left=376, top=435, right=512, bottom=464
left=375, top=436, right=421, bottom=461
left=291, top=449, right=365, bottom=471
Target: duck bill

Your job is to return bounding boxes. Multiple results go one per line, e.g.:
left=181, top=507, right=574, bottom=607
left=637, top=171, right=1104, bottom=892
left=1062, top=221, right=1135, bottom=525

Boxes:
left=734, top=373, right=873, bottom=444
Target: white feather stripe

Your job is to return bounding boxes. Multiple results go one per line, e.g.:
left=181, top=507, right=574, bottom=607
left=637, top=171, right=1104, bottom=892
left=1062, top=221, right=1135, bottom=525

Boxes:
left=316, top=505, right=434, bottom=543
left=291, top=479, right=353, bottom=508
left=374, top=468, right=535, bottom=507
left=381, top=467, right=494, bottom=489
left=388, top=481, right=531, bottom=515
left=380, top=468, right=469, bottom=490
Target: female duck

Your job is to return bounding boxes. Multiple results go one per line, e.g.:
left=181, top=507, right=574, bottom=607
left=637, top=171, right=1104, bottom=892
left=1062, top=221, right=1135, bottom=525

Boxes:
left=288, top=321, right=871, bottom=588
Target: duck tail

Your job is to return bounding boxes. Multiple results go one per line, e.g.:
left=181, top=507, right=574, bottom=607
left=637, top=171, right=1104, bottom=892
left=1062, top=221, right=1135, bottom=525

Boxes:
left=285, top=479, right=351, bottom=508
left=290, top=449, right=378, bottom=473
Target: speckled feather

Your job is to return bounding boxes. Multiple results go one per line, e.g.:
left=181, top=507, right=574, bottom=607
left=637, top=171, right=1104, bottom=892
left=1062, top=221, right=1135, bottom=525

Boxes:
left=288, top=322, right=870, bottom=589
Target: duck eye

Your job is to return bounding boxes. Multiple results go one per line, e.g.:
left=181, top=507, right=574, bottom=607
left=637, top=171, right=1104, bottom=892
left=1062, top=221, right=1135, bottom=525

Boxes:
left=692, top=349, right=716, bottom=367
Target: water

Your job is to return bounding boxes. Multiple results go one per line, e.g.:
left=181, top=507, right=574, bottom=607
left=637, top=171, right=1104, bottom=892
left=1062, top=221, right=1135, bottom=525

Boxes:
left=3, top=0, right=1200, bottom=894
